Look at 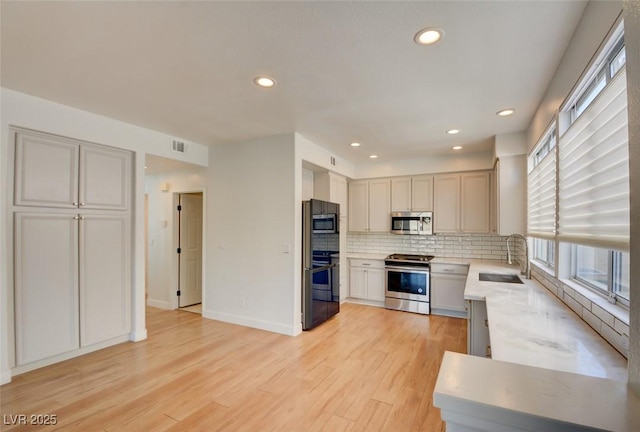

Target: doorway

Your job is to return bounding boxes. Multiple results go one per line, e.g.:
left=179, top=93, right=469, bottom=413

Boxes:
left=177, top=192, right=203, bottom=311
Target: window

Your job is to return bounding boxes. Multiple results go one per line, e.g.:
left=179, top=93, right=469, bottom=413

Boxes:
left=528, top=122, right=557, bottom=240
left=572, top=245, right=629, bottom=306
left=532, top=126, right=556, bottom=168
left=565, top=28, right=625, bottom=123
left=533, top=238, right=555, bottom=268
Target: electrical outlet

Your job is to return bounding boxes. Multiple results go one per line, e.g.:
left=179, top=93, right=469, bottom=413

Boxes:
left=240, top=297, right=246, bottom=307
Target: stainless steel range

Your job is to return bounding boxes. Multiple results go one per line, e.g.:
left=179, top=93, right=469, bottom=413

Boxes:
left=384, top=253, right=434, bottom=315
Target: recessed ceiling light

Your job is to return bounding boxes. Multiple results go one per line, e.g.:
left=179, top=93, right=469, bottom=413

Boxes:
left=369, top=154, right=378, bottom=159
left=254, top=76, right=276, bottom=88
left=497, top=108, right=515, bottom=116
left=414, top=28, right=444, bottom=45
left=452, top=146, right=463, bottom=150
left=446, top=129, right=460, bottom=135
left=350, top=142, right=361, bottom=147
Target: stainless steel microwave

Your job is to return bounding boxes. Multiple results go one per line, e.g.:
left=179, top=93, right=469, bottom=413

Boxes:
left=312, top=213, right=338, bottom=233
left=390, top=211, right=433, bottom=235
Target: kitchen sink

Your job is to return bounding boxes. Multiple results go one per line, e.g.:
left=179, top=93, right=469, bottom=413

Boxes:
left=478, top=273, right=524, bottom=284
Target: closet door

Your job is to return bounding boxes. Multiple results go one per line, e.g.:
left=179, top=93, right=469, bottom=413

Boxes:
left=14, top=131, right=79, bottom=209
left=14, top=213, right=80, bottom=365
left=79, top=146, right=131, bottom=210
left=80, top=214, right=131, bottom=346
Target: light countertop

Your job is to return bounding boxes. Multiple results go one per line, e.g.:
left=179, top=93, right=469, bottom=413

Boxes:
left=345, top=252, right=388, bottom=260
left=464, top=260, right=627, bottom=381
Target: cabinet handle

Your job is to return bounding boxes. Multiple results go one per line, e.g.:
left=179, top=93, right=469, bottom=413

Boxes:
left=73, top=202, right=79, bottom=206
left=73, top=215, right=80, bottom=220
left=484, top=319, right=488, bottom=327
left=486, top=345, right=492, bottom=357
left=79, top=202, right=86, bottom=207
left=443, top=268, right=454, bottom=272
left=362, top=263, right=371, bottom=266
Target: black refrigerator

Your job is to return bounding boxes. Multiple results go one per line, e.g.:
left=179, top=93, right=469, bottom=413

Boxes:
left=302, top=199, right=340, bottom=330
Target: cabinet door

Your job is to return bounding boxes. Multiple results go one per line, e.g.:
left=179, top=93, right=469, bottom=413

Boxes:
left=80, top=214, right=131, bottom=346
left=349, top=267, right=367, bottom=299
left=368, top=179, right=391, bottom=232
left=433, top=175, right=460, bottom=233
left=14, top=131, right=79, bottom=209
left=431, top=274, right=467, bottom=312
left=80, top=146, right=132, bottom=210
left=14, top=213, right=80, bottom=365
left=411, top=175, right=434, bottom=211
left=348, top=181, right=369, bottom=232
left=366, top=268, right=386, bottom=302
left=391, top=177, right=412, bottom=212
left=461, top=172, right=490, bottom=233
left=330, top=173, right=348, bottom=218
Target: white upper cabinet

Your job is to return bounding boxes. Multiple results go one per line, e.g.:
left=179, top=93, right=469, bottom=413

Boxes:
left=391, top=175, right=433, bottom=212
left=14, top=132, right=80, bottom=209
left=434, top=174, right=460, bottom=233
left=348, top=179, right=390, bottom=232
left=495, top=156, right=527, bottom=235
left=391, top=177, right=412, bottom=211
left=434, top=172, right=491, bottom=234
left=411, top=175, right=434, bottom=211
left=80, top=146, right=131, bottom=210
left=14, top=129, right=131, bottom=211
left=461, top=172, right=490, bottom=233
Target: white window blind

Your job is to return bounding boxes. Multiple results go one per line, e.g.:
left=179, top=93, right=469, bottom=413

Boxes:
left=558, top=70, right=629, bottom=251
left=528, top=133, right=556, bottom=240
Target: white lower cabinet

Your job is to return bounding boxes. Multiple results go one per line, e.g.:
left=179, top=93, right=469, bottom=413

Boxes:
left=431, top=263, right=469, bottom=318
left=14, top=212, right=131, bottom=366
left=348, top=259, right=385, bottom=303
left=467, top=300, right=491, bottom=357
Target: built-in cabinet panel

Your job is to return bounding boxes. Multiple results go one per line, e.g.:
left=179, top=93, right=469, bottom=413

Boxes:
left=461, top=172, right=491, bottom=233
left=431, top=263, right=469, bottom=317
left=80, top=215, right=131, bottom=347
left=468, top=300, right=491, bottom=357
left=14, top=213, right=80, bottom=365
left=14, top=132, right=80, bottom=209
left=12, top=128, right=133, bottom=369
left=348, top=179, right=390, bottom=232
left=80, top=146, right=131, bottom=210
left=433, top=175, right=460, bottom=232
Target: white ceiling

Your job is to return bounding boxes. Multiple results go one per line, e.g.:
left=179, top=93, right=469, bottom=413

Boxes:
left=1, top=1, right=587, bottom=165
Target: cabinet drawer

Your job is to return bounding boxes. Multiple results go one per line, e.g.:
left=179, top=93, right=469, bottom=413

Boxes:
left=431, top=263, right=469, bottom=275
left=349, top=259, right=385, bottom=269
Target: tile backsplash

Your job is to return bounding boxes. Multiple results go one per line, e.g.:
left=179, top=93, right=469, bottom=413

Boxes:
left=347, top=232, right=510, bottom=261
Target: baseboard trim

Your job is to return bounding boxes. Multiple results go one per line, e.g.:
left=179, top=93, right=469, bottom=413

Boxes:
left=146, top=299, right=171, bottom=309
left=203, top=310, right=297, bottom=336
left=1, top=369, right=12, bottom=385
left=129, top=329, right=148, bottom=342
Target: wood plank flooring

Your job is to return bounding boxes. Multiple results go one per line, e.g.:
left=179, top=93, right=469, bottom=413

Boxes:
left=1, top=303, right=467, bottom=431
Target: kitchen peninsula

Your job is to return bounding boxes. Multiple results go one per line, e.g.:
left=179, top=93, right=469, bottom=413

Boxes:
left=434, top=260, right=639, bottom=431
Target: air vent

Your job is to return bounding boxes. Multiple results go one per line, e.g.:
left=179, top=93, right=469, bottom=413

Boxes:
left=330, top=156, right=336, bottom=166
left=171, top=140, right=187, bottom=154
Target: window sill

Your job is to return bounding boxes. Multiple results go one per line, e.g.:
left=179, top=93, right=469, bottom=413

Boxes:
left=559, top=278, right=629, bottom=326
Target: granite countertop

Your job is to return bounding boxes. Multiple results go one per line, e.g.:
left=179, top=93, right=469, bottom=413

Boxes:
left=465, top=260, right=627, bottom=381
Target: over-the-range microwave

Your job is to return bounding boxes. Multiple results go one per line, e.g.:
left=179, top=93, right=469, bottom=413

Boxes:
left=390, top=211, right=433, bottom=235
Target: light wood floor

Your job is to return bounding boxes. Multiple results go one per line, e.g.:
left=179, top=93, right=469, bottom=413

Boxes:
left=1, top=303, right=467, bottom=431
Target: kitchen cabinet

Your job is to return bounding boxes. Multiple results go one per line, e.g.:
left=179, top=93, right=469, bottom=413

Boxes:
left=12, top=128, right=133, bottom=367
left=467, top=300, right=491, bottom=357
left=348, top=179, right=390, bottom=232
left=433, top=174, right=460, bottom=232
left=391, top=175, right=433, bottom=212
left=495, top=156, right=526, bottom=235
left=348, top=259, right=385, bottom=303
left=431, top=263, right=469, bottom=318
left=433, top=172, right=490, bottom=233
left=14, top=130, right=131, bottom=211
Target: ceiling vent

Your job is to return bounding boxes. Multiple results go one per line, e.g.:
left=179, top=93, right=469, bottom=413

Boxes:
left=171, top=139, right=188, bottom=154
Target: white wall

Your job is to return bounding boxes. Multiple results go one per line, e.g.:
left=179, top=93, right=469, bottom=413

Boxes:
left=0, top=88, right=209, bottom=384
left=623, top=0, right=640, bottom=391
left=145, top=169, right=207, bottom=309
left=204, top=134, right=299, bottom=335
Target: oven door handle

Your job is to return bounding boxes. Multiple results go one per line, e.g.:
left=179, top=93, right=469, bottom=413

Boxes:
left=385, top=266, right=430, bottom=273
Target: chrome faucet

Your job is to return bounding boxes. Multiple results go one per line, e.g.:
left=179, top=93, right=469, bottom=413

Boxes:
left=506, top=233, right=530, bottom=279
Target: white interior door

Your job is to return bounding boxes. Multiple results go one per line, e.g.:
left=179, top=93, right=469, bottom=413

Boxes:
left=179, top=193, right=203, bottom=308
